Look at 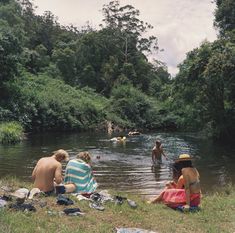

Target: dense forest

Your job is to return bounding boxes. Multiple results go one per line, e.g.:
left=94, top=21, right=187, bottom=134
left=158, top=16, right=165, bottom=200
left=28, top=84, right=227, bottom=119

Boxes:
left=0, top=0, right=234, bottom=141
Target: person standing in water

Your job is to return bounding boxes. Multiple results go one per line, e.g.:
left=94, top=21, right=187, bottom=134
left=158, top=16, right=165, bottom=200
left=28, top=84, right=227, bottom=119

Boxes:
left=152, top=140, right=168, bottom=164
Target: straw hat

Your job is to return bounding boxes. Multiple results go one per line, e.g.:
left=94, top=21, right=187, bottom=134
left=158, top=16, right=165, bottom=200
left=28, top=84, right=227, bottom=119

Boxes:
left=175, top=154, right=193, bottom=162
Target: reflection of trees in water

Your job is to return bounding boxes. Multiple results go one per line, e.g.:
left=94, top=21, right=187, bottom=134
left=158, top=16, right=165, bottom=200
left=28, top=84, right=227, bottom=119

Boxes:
left=94, top=162, right=168, bottom=194
left=150, top=163, right=173, bottom=193
left=165, top=139, right=195, bottom=161
left=1, top=131, right=235, bottom=195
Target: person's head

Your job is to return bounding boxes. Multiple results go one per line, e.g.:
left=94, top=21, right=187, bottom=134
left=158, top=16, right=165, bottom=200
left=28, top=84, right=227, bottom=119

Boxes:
left=53, top=149, right=69, bottom=162
left=77, top=151, right=91, bottom=164
left=155, top=140, right=161, bottom=147
left=173, top=154, right=193, bottom=180
left=175, top=154, right=193, bottom=165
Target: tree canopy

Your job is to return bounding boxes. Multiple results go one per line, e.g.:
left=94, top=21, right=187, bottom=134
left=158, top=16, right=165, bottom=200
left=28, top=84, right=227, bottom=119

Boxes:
left=0, top=0, right=234, bottom=142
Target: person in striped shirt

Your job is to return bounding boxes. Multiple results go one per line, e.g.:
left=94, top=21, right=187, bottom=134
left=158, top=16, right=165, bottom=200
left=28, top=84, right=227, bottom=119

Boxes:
left=62, top=151, right=97, bottom=194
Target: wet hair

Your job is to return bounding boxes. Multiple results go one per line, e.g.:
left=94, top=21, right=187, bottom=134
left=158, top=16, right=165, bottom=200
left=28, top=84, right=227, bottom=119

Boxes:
left=172, top=162, right=181, bottom=182
left=155, top=140, right=161, bottom=146
left=172, top=160, right=193, bottom=181
left=53, top=149, right=69, bottom=161
left=77, top=151, right=91, bottom=163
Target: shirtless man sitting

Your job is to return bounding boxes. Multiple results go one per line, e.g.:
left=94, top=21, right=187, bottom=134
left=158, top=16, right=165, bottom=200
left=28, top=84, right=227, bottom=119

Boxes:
left=32, top=149, right=69, bottom=195
left=152, top=140, right=168, bottom=164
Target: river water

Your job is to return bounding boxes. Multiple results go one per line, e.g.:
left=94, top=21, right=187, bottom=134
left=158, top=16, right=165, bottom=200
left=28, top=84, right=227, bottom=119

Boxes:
left=0, top=132, right=235, bottom=196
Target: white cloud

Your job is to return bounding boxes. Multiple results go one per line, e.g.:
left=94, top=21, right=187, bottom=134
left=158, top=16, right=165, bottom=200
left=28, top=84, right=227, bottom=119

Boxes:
left=33, top=0, right=217, bottom=76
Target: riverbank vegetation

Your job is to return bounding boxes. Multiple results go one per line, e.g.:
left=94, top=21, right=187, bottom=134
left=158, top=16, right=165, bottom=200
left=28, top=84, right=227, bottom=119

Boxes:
left=0, top=122, right=23, bottom=144
left=0, top=0, right=234, bottom=141
left=0, top=177, right=234, bottom=233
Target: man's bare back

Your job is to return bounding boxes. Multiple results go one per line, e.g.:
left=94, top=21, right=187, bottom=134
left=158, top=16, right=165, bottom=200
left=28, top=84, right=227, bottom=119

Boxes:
left=32, top=149, right=69, bottom=193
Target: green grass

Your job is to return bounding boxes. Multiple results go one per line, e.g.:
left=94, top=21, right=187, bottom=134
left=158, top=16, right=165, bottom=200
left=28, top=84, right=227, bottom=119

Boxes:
left=0, top=177, right=235, bottom=233
left=0, top=122, right=24, bottom=144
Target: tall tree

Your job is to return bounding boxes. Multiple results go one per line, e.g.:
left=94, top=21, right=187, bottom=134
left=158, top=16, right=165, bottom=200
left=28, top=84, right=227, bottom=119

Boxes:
left=99, top=1, right=159, bottom=93
left=0, top=28, right=22, bottom=99
left=214, top=0, right=235, bottom=36
left=101, top=0, right=158, bottom=60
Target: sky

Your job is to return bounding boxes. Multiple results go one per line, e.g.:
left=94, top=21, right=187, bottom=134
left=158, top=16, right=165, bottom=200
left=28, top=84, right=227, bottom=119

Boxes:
left=32, top=0, right=218, bottom=76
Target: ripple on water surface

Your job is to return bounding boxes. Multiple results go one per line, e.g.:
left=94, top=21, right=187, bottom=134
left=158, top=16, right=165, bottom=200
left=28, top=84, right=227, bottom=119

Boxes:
left=0, top=132, right=235, bottom=196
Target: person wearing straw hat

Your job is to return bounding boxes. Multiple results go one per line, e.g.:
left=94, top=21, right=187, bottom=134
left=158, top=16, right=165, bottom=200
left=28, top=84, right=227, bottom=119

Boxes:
left=149, top=154, right=201, bottom=210
left=32, top=149, right=69, bottom=195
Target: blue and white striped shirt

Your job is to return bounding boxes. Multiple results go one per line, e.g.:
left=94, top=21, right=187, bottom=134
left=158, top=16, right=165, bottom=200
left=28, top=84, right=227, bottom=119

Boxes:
left=64, top=159, right=97, bottom=193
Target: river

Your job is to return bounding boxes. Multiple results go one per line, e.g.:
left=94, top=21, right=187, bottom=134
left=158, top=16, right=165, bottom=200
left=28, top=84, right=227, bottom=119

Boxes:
left=0, top=132, right=235, bottom=197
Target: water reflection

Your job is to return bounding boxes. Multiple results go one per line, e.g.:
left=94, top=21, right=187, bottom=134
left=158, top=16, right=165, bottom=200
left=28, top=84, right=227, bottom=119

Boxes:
left=0, top=132, right=235, bottom=196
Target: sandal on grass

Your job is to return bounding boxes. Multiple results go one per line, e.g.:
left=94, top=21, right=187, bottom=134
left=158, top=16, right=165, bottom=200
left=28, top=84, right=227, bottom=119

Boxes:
left=89, top=202, right=105, bottom=211
left=127, top=199, right=137, bottom=209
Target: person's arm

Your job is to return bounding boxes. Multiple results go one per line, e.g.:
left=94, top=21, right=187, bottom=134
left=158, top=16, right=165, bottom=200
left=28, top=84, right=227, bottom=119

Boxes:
left=161, top=147, right=168, bottom=160
left=176, top=175, right=185, bottom=189
left=165, top=181, right=177, bottom=188
left=54, top=163, right=63, bottom=184
left=195, top=168, right=202, bottom=197
left=182, top=169, right=191, bottom=209
left=152, top=149, right=156, bottom=164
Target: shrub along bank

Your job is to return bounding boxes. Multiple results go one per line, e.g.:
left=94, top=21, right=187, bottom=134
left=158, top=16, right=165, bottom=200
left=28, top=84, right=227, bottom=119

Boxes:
left=1, top=74, right=172, bottom=140
left=2, top=74, right=108, bottom=133
left=0, top=122, right=23, bottom=144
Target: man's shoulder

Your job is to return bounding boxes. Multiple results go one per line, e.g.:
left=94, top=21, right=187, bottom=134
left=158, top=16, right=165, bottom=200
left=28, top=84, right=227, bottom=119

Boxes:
left=37, top=157, right=48, bottom=163
left=39, top=156, right=51, bottom=161
left=54, top=160, right=62, bottom=167
left=46, top=157, right=61, bottom=167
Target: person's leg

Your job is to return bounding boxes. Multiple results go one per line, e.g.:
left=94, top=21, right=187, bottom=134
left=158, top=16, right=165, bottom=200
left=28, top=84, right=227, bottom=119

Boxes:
left=150, top=192, right=164, bottom=203
left=150, top=181, right=180, bottom=204
left=55, top=183, right=76, bottom=194
left=64, top=183, right=76, bottom=193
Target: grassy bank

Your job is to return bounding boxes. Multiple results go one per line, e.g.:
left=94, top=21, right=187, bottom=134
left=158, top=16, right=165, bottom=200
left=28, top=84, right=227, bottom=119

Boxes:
left=0, top=122, right=24, bottom=144
left=0, top=178, right=235, bottom=233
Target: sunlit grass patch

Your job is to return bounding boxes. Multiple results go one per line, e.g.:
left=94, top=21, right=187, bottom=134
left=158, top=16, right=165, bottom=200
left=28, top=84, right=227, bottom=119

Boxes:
left=0, top=177, right=234, bottom=233
left=0, top=122, right=24, bottom=144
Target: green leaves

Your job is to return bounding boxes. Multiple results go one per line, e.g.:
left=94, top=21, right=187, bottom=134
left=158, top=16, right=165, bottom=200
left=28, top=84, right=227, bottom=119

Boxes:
left=214, top=0, right=235, bottom=36
left=171, top=28, right=235, bottom=140
left=0, top=122, right=23, bottom=144
left=0, top=29, right=21, bottom=83
left=4, top=74, right=108, bottom=131
left=110, top=84, right=153, bottom=128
